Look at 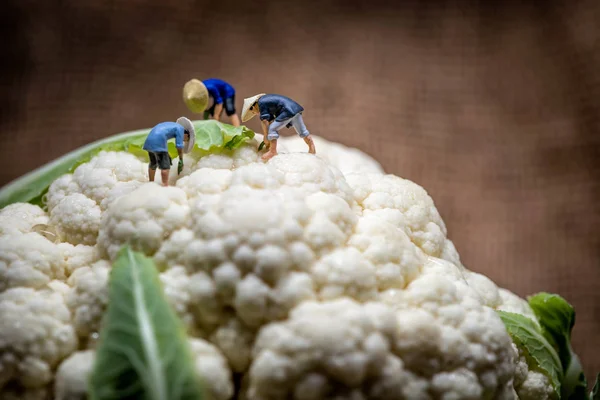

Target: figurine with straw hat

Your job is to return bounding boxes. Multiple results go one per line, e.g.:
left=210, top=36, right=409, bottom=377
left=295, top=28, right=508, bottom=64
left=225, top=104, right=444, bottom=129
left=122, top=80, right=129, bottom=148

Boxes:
left=241, top=93, right=316, bottom=161
left=183, top=78, right=240, bottom=126
left=142, top=117, right=195, bottom=186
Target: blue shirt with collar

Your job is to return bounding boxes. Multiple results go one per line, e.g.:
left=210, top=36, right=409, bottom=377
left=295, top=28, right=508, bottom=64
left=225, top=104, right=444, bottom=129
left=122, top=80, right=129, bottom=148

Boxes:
left=143, top=122, right=185, bottom=152
left=203, top=78, right=236, bottom=105
left=257, top=94, right=304, bottom=122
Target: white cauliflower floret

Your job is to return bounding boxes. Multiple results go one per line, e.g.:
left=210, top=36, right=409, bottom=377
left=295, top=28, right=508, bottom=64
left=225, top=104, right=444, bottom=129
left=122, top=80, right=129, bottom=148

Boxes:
left=160, top=265, right=206, bottom=333
left=380, top=257, right=516, bottom=399
left=267, top=154, right=355, bottom=205
left=311, top=248, right=379, bottom=302
left=160, top=265, right=258, bottom=372
left=347, top=213, right=425, bottom=290
left=0, top=283, right=78, bottom=392
left=71, top=151, right=147, bottom=206
left=45, top=151, right=149, bottom=232
left=54, top=350, right=94, bottom=400
left=66, top=260, right=110, bottom=344
left=230, top=143, right=264, bottom=168
left=0, top=203, right=49, bottom=236
left=100, top=180, right=146, bottom=210
left=463, top=270, right=503, bottom=308
left=56, top=243, right=100, bottom=276
left=176, top=168, right=233, bottom=201
left=278, top=134, right=384, bottom=176
left=345, top=173, right=448, bottom=258
left=187, top=142, right=261, bottom=172
left=210, top=316, right=256, bottom=373
left=0, top=232, right=66, bottom=291
left=97, top=183, right=190, bottom=260
left=168, top=143, right=261, bottom=185
left=46, top=174, right=81, bottom=212
left=49, top=193, right=102, bottom=245
left=440, top=238, right=463, bottom=266
left=190, top=338, right=234, bottom=400
left=248, top=298, right=428, bottom=400
left=192, top=153, right=234, bottom=171
left=511, top=343, right=554, bottom=400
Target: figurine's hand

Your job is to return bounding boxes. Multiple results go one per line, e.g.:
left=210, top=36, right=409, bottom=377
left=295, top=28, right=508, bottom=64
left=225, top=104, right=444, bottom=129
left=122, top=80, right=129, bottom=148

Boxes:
left=177, top=159, right=184, bottom=175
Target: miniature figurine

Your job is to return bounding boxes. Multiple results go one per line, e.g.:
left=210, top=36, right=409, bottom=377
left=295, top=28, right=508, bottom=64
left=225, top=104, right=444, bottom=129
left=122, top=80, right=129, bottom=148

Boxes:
left=241, top=93, right=316, bottom=161
left=182, top=78, right=240, bottom=126
left=143, top=117, right=195, bottom=186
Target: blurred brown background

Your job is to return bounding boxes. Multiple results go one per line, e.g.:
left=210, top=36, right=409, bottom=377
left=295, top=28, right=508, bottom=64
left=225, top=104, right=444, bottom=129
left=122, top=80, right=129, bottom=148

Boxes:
left=1, top=0, right=598, bottom=383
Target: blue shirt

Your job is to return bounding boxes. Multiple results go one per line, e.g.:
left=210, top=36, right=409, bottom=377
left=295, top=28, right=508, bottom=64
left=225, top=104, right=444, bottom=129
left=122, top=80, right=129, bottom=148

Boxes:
left=258, top=94, right=304, bottom=122
left=203, top=79, right=236, bottom=105
left=143, top=122, right=185, bottom=152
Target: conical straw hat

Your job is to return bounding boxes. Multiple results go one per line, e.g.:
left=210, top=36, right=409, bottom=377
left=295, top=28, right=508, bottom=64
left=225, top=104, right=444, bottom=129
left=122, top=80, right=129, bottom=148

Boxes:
left=176, top=116, right=196, bottom=153
left=183, top=79, right=209, bottom=114
left=241, top=94, right=266, bottom=122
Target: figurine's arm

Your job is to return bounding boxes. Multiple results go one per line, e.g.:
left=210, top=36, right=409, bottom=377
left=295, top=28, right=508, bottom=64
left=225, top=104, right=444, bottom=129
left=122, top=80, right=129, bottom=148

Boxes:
left=261, top=119, right=270, bottom=139
left=213, top=103, right=224, bottom=121
left=175, top=129, right=185, bottom=160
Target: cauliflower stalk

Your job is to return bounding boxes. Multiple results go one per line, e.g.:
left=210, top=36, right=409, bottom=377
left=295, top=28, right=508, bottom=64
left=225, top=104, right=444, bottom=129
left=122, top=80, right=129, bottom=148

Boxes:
left=0, top=120, right=594, bottom=399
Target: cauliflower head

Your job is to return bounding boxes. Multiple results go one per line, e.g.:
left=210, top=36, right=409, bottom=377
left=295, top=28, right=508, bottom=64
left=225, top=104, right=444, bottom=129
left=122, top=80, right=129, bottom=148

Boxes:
left=0, top=131, right=564, bottom=399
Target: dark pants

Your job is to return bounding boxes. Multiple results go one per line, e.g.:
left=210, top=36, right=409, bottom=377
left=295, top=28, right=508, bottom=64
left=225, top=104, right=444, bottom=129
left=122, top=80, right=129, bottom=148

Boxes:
left=148, top=151, right=171, bottom=170
left=204, top=96, right=236, bottom=119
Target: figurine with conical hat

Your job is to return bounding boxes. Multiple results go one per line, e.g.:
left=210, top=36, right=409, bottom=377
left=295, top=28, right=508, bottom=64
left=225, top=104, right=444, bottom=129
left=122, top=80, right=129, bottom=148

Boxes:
left=183, top=78, right=241, bottom=127
left=241, top=94, right=316, bottom=161
left=143, top=117, right=194, bottom=186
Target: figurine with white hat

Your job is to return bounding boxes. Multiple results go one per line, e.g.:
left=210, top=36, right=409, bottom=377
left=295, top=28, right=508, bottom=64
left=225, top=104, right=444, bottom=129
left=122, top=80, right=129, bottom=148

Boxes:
left=142, top=117, right=195, bottom=186
left=241, top=93, right=316, bottom=161
left=183, top=78, right=241, bottom=126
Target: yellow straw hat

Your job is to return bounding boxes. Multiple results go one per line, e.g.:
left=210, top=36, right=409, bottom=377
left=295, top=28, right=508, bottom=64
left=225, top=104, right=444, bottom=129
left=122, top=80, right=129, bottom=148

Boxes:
left=241, top=94, right=265, bottom=122
left=183, top=79, right=209, bottom=114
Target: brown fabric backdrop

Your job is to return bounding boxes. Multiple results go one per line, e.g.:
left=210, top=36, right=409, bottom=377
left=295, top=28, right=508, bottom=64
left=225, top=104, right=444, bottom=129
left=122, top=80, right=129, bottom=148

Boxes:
left=2, top=0, right=599, bottom=383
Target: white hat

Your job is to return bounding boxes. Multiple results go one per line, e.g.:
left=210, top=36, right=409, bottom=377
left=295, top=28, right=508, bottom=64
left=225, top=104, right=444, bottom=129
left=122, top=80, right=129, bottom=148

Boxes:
left=176, top=117, right=196, bottom=153
left=241, top=94, right=265, bottom=122
left=183, top=79, right=209, bottom=114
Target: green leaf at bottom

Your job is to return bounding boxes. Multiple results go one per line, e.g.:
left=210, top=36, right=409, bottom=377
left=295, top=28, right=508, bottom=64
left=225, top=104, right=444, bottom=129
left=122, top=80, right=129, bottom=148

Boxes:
left=89, top=246, right=203, bottom=400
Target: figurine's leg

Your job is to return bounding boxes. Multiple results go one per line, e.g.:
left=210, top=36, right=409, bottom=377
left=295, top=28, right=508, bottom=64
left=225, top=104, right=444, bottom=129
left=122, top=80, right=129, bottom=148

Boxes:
left=158, top=152, right=172, bottom=186
left=262, top=139, right=278, bottom=161
left=148, top=152, right=157, bottom=182
left=262, top=120, right=285, bottom=161
left=291, top=115, right=315, bottom=154
left=225, top=97, right=240, bottom=126
left=204, top=103, right=215, bottom=120
left=304, top=136, right=316, bottom=154
left=161, top=170, right=169, bottom=186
